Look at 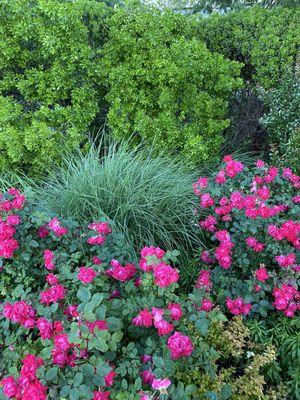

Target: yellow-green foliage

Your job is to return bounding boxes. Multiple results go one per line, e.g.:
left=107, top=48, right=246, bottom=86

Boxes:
left=102, top=7, right=243, bottom=165
left=197, top=6, right=300, bottom=88
left=176, top=317, right=276, bottom=399
left=0, top=0, right=109, bottom=174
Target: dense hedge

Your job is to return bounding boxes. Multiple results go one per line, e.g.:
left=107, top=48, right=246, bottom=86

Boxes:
left=0, top=1, right=298, bottom=173
left=197, top=6, right=300, bottom=88
left=102, top=8, right=242, bottom=164
left=0, top=0, right=109, bottom=174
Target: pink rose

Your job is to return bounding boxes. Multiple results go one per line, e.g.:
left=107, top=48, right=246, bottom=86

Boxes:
left=167, top=303, right=183, bottom=321
left=154, top=319, right=174, bottom=336
left=151, top=378, right=171, bottom=391
left=200, top=299, right=213, bottom=312
left=46, top=274, right=59, bottom=286
left=255, top=267, right=269, bottom=282
left=0, top=376, right=19, bottom=398
left=167, top=332, right=193, bottom=359
left=78, top=267, right=97, bottom=284
left=104, top=370, right=117, bottom=387
left=43, top=250, right=55, bottom=270
left=153, top=263, right=179, bottom=287
left=141, top=370, right=154, bottom=385
left=93, top=391, right=110, bottom=400
left=132, top=309, right=153, bottom=327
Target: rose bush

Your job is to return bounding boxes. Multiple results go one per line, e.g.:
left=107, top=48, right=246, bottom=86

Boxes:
left=1, top=187, right=269, bottom=400
left=1, top=155, right=299, bottom=399
left=194, top=157, right=299, bottom=319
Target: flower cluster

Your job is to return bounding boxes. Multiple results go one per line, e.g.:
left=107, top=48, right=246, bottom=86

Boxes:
left=43, top=250, right=55, bottom=271
left=255, top=266, right=270, bottom=282
left=275, top=253, right=296, bottom=268
left=194, top=157, right=299, bottom=318
left=3, top=301, right=36, bottom=329
left=268, top=220, right=300, bottom=248
left=48, top=218, right=68, bottom=237
left=0, top=170, right=298, bottom=400
left=245, top=237, right=265, bottom=252
left=87, top=221, right=111, bottom=245
left=78, top=266, right=97, bottom=284
left=39, top=284, right=65, bottom=305
left=0, top=189, right=24, bottom=259
left=52, top=333, right=77, bottom=367
left=132, top=303, right=183, bottom=336
left=214, top=230, right=234, bottom=269
left=106, top=259, right=136, bottom=282
left=273, top=284, right=299, bottom=317
left=167, top=331, right=194, bottom=359
left=139, top=246, right=179, bottom=287
left=226, top=297, right=252, bottom=316
left=195, top=270, right=212, bottom=290
left=0, top=355, right=47, bottom=400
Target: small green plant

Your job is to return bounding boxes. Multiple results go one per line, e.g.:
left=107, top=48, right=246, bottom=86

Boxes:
left=248, top=316, right=300, bottom=399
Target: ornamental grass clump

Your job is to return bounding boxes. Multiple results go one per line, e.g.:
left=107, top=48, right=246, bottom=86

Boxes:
left=34, top=143, right=201, bottom=259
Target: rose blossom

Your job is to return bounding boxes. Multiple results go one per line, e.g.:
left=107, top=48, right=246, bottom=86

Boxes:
left=151, top=378, right=171, bottom=391
left=153, top=263, right=179, bottom=287
left=93, top=391, right=110, bottom=400
left=141, top=370, right=154, bottom=385
left=167, top=332, right=193, bottom=359
left=255, top=267, right=269, bottom=282
left=77, top=267, right=97, bottom=284
left=167, top=303, right=183, bottom=321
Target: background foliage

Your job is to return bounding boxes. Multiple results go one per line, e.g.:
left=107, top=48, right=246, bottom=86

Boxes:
left=102, top=7, right=242, bottom=164
left=260, top=71, right=300, bottom=173
left=197, top=5, right=300, bottom=88
left=0, top=0, right=109, bottom=174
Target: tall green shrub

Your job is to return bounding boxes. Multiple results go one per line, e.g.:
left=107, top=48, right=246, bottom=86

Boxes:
left=260, top=72, right=300, bottom=172
left=0, top=0, right=109, bottom=174
left=102, top=8, right=242, bottom=164
left=197, top=6, right=300, bottom=88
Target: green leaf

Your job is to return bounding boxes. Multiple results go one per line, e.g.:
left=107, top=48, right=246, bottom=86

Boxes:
left=68, top=323, right=82, bottom=345
left=45, top=366, right=58, bottom=381
left=82, top=364, right=94, bottom=377
left=70, top=388, right=80, bottom=400
left=153, top=356, right=164, bottom=368
left=91, top=293, right=104, bottom=306
left=40, top=347, right=51, bottom=359
left=60, top=386, right=70, bottom=397
left=78, top=385, right=94, bottom=399
left=220, top=384, right=232, bottom=400
left=96, top=361, right=112, bottom=377
left=95, top=337, right=109, bottom=352
left=95, top=305, right=106, bottom=320
left=73, top=372, right=84, bottom=387
left=206, top=392, right=218, bottom=400
left=134, top=377, right=142, bottom=391
left=77, top=287, right=91, bottom=303
left=185, top=384, right=197, bottom=395
left=106, top=317, right=123, bottom=331
left=111, top=331, right=123, bottom=343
